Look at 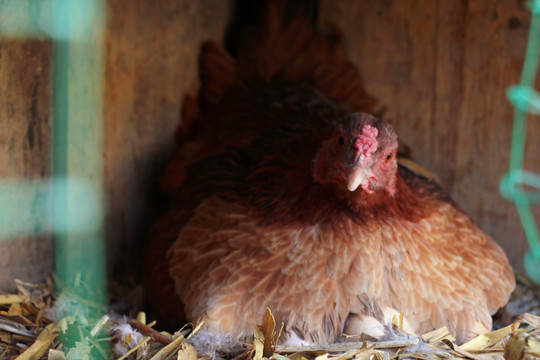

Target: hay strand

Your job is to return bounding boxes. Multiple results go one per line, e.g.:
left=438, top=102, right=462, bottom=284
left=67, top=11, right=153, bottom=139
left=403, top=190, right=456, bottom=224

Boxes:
left=2, top=277, right=540, bottom=359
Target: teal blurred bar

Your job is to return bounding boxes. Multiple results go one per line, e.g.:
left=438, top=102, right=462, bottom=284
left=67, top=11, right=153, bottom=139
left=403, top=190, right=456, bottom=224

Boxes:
left=0, top=0, right=51, bottom=37
left=0, top=0, right=107, bottom=329
left=0, top=178, right=102, bottom=238
left=0, top=0, right=100, bottom=39
left=50, top=0, right=106, bottom=314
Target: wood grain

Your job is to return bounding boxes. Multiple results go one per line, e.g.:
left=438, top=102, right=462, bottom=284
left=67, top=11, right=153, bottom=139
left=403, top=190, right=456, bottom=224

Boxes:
left=103, top=0, right=233, bottom=267
left=0, top=39, right=53, bottom=290
left=319, top=0, right=539, bottom=270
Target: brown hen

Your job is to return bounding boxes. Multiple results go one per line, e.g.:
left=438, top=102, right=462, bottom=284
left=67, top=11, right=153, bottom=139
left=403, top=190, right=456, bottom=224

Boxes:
left=144, top=1, right=514, bottom=346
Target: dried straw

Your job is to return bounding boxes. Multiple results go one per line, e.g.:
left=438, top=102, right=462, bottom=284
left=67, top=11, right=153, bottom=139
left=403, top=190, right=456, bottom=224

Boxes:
left=1, top=277, right=539, bottom=360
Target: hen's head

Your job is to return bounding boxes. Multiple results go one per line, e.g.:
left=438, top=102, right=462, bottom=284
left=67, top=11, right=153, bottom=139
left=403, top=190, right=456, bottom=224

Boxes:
left=313, top=113, right=398, bottom=196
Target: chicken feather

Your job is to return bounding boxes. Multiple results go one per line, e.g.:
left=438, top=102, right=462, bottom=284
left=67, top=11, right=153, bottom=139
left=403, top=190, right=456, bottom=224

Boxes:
left=144, top=0, right=514, bottom=349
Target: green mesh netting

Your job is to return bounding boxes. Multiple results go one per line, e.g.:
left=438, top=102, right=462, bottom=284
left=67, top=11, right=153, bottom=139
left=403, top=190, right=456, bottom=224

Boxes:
left=500, top=0, right=540, bottom=282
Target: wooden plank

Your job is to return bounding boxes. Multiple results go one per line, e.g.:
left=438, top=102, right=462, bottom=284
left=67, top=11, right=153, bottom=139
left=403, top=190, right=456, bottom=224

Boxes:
left=439, top=0, right=535, bottom=270
left=103, top=0, right=233, bottom=265
left=0, top=39, right=53, bottom=290
left=319, top=0, right=540, bottom=270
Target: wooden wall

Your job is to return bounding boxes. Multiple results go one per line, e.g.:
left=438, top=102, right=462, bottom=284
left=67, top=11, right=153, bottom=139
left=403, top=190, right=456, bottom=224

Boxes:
left=0, top=39, right=53, bottom=290
left=320, top=0, right=540, bottom=270
left=103, top=0, right=232, bottom=265
left=0, top=0, right=232, bottom=289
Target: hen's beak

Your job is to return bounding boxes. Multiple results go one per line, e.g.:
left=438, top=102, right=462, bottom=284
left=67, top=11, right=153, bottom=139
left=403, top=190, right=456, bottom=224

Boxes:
left=346, top=166, right=369, bottom=192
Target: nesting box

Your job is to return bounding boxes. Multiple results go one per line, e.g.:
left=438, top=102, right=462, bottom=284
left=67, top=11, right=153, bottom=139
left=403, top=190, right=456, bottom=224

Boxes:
left=0, top=0, right=538, bottom=292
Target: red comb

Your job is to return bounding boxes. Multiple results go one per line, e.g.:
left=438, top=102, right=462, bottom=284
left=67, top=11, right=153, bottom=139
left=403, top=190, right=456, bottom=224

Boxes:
left=354, top=125, right=378, bottom=162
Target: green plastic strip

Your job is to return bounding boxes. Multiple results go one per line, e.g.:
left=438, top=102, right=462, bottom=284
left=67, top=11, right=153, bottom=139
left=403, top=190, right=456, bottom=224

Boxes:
left=501, top=0, right=540, bottom=283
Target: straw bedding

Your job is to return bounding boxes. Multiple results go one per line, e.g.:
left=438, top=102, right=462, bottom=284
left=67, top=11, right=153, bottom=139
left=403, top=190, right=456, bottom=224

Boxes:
left=1, top=275, right=539, bottom=360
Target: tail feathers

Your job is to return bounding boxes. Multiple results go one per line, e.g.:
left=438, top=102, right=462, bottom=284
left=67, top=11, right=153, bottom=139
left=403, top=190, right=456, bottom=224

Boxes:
left=175, top=94, right=198, bottom=143
left=199, top=42, right=238, bottom=109
left=167, top=1, right=377, bottom=192
left=175, top=42, right=236, bottom=143
left=234, top=13, right=377, bottom=112
left=180, top=1, right=377, bottom=133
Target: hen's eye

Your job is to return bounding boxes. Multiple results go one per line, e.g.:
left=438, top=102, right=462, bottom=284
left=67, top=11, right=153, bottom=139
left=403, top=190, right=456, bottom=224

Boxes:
left=337, top=136, right=345, bottom=147
left=386, top=152, right=393, bottom=162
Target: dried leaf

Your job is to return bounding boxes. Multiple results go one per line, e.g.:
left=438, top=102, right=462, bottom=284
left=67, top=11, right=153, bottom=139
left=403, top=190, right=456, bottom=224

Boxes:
left=441, top=339, right=478, bottom=360
left=461, top=323, right=515, bottom=352
left=17, top=322, right=58, bottom=360
left=262, top=308, right=276, bottom=356
left=253, top=323, right=265, bottom=360
left=314, top=354, right=329, bottom=360
left=56, top=317, right=77, bottom=334
left=48, top=349, right=66, bottom=360
left=391, top=314, right=398, bottom=330
left=0, top=294, right=24, bottom=305
left=177, top=342, right=197, bottom=360
left=65, top=341, right=92, bottom=360
left=422, top=326, right=455, bottom=343
left=8, top=302, right=28, bottom=317
left=504, top=333, right=529, bottom=360
left=285, top=350, right=326, bottom=360
left=527, top=339, right=540, bottom=358
left=271, top=354, right=292, bottom=360
left=259, top=307, right=283, bottom=358
left=355, top=349, right=389, bottom=360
